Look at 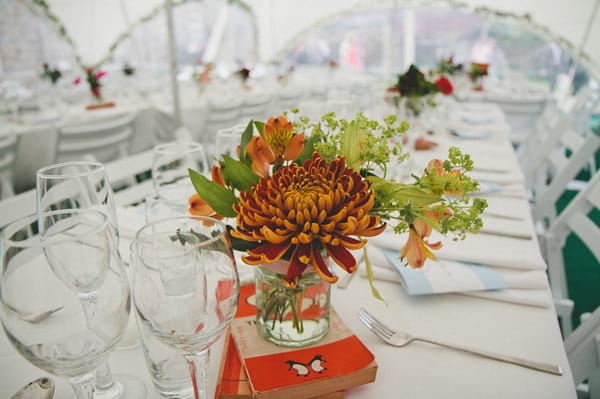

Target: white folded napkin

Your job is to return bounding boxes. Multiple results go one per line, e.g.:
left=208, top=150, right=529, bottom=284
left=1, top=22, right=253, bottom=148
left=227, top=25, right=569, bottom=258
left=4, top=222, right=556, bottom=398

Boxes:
left=368, top=230, right=546, bottom=270
left=457, top=289, right=552, bottom=308
left=479, top=214, right=534, bottom=239
left=476, top=181, right=525, bottom=198
left=360, top=254, right=551, bottom=308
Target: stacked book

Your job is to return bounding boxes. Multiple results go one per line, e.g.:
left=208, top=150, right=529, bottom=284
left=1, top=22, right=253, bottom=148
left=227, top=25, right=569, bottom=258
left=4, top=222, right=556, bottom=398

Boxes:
left=215, top=285, right=377, bottom=399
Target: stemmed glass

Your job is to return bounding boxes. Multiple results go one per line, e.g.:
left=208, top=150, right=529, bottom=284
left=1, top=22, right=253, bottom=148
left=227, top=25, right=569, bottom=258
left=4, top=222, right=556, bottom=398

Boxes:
left=152, top=141, right=208, bottom=200
left=0, top=209, right=131, bottom=398
left=130, top=216, right=240, bottom=399
left=35, top=161, right=145, bottom=398
left=147, top=141, right=208, bottom=222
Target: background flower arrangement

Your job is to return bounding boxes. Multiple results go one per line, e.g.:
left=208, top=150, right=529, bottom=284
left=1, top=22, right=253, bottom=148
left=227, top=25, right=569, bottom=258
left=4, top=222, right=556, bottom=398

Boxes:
left=388, top=64, right=454, bottom=116
left=73, top=66, right=107, bottom=101
left=41, top=63, right=62, bottom=85
left=188, top=111, right=486, bottom=309
left=434, top=56, right=463, bottom=76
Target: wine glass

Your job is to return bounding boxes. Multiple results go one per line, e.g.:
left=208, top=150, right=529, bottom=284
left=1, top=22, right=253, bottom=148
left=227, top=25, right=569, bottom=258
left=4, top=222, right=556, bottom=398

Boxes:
left=152, top=141, right=208, bottom=201
left=130, top=216, right=240, bottom=399
left=0, top=209, right=131, bottom=398
left=36, top=161, right=118, bottom=240
left=215, top=125, right=245, bottom=160
left=35, top=161, right=146, bottom=398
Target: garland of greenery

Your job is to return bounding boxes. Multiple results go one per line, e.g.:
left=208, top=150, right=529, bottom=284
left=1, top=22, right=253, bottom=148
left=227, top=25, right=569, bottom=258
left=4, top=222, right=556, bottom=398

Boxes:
left=26, top=0, right=599, bottom=79
left=29, top=0, right=257, bottom=70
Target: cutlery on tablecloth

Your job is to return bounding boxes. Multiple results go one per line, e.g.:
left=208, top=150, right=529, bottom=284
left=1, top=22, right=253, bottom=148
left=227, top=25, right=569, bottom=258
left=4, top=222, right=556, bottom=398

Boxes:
left=357, top=308, right=563, bottom=376
left=10, top=377, right=55, bottom=399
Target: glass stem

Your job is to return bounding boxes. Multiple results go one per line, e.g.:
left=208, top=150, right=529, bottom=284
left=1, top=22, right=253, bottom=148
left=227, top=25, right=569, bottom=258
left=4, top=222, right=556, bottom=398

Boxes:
left=95, top=360, right=123, bottom=397
left=69, top=372, right=96, bottom=399
left=78, top=291, right=99, bottom=329
left=184, top=349, right=210, bottom=399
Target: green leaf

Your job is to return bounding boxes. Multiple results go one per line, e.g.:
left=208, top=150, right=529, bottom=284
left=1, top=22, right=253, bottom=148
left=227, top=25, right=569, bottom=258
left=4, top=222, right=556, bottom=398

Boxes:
left=294, top=135, right=317, bottom=164
left=253, top=120, right=265, bottom=137
left=239, top=120, right=255, bottom=164
left=221, top=155, right=260, bottom=191
left=363, top=246, right=386, bottom=303
left=188, top=169, right=238, bottom=218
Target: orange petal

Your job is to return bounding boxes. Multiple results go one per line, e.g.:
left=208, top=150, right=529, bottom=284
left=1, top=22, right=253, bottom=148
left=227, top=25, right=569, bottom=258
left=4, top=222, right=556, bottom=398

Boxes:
left=211, top=165, right=225, bottom=186
left=283, top=134, right=305, bottom=160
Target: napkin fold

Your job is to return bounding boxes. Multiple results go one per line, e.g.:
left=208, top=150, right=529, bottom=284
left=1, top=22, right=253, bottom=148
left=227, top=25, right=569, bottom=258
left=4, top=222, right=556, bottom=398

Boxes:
left=360, top=250, right=551, bottom=308
left=368, top=230, right=546, bottom=270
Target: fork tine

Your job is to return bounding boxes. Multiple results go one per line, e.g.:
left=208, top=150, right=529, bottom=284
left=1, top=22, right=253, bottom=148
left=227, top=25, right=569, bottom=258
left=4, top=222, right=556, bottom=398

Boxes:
left=358, top=308, right=394, bottom=339
left=358, top=311, right=389, bottom=342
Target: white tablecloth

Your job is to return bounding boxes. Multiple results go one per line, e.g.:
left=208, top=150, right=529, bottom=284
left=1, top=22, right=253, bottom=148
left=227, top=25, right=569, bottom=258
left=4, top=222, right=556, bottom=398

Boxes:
left=0, top=99, right=576, bottom=398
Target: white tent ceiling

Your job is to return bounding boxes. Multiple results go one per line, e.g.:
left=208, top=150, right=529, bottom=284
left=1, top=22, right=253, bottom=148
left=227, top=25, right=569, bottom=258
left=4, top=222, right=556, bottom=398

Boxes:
left=41, top=0, right=600, bottom=79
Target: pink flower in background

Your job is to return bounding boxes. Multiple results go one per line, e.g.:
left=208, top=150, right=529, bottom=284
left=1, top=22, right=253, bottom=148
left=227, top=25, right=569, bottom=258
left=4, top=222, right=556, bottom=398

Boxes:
left=73, top=77, right=81, bottom=85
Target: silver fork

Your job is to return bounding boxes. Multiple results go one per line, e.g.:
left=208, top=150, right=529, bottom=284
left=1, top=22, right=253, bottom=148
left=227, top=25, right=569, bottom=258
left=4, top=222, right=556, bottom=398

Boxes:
left=358, top=308, right=563, bottom=376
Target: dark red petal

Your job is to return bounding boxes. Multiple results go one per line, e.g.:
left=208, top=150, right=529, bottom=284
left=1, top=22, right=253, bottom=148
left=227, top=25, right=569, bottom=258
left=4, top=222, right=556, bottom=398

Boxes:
left=248, top=241, right=291, bottom=262
left=285, top=245, right=310, bottom=287
left=311, top=245, right=338, bottom=283
left=324, top=243, right=358, bottom=273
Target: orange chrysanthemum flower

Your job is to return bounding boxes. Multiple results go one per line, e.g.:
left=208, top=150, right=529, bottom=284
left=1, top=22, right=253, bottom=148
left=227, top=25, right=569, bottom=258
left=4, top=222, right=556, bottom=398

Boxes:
left=231, top=153, right=386, bottom=288
left=400, top=218, right=443, bottom=268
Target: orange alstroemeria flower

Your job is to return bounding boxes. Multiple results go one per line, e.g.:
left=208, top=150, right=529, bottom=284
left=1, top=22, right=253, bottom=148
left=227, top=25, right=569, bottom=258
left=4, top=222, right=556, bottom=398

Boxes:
left=263, top=115, right=305, bottom=164
left=188, top=165, right=225, bottom=220
left=425, top=158, right=463, bottom=195
left=400, top=218, right=443, bottom=269
left=246, top=136, right=275, bottom=177
left=231, top=153, right=386, bottom=288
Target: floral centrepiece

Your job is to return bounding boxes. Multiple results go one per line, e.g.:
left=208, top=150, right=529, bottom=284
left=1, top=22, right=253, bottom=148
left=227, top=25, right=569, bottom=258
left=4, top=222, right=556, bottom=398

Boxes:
left=42, top=63, right=62, bottom=85
left=74, top=66, right=107, bottom=102
left=435, top=56, right=463, bottom=76
left=188, top=112, right=486, bottom=345
left=469, top=62, right=489, bottom=91
left=388, top=64, right=454, bottom=117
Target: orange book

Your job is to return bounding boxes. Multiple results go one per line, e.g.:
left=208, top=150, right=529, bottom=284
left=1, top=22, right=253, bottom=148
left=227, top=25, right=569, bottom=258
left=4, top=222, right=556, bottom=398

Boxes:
left=216, top=285, right=376, bottom=399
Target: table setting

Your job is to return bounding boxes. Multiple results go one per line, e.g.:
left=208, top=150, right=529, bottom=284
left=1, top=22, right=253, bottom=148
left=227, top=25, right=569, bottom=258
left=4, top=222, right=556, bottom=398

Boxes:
left=0, top=90, right=577, bottom=398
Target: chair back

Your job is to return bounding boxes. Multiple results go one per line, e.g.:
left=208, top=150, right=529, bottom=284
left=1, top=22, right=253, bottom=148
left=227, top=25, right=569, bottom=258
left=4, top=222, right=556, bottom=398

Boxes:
left=56, top=112, right=137, bottom=163
left=240, top=93, right=272, bottom=122
left=565, top=305, right=600, bottom=395
left=544, top=170, right=600, bottom=335
left=0, top=149, right=155, bottom=230
left=530, top=121, right=600, bottom=228
left=201, top=98, right=242, bottom=143
left=0, top=134, right=18, bottom=199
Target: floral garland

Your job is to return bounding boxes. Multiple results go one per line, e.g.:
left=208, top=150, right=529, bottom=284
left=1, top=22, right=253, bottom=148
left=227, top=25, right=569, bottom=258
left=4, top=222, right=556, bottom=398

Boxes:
left=29, top=0, right=258, bottom=71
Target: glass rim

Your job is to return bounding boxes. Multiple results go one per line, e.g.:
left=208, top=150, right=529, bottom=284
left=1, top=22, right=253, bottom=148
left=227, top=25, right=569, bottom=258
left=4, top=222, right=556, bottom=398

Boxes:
left=1, top=209, right=109, bottom=248
left=134, top=215, right=227, bottom=250
left=152, top=141, right=205, bottom=155
left=36, top=160, right=106, bottom=180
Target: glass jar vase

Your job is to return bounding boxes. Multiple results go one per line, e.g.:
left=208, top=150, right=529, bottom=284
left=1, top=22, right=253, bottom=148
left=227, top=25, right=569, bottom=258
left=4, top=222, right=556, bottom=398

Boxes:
left=254, top=261, right=331, bottom=347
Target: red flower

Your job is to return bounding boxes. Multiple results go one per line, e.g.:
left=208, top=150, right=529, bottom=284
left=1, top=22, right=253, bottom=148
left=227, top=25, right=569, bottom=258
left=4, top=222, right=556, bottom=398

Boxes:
left=73, top=77, right=81, bottom=85
left=434, top=76, right=453, bottom=95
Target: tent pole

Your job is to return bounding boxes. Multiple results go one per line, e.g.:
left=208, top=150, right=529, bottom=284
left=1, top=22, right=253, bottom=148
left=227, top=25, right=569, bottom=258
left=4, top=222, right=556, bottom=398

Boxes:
left=165, top=0, right=182, bottom=124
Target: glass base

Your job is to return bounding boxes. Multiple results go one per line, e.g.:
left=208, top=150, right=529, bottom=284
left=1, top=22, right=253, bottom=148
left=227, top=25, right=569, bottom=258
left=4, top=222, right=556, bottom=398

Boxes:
left=93, top=374, right=147, bottom=399
left=256, top=318, right=330, bottom=348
